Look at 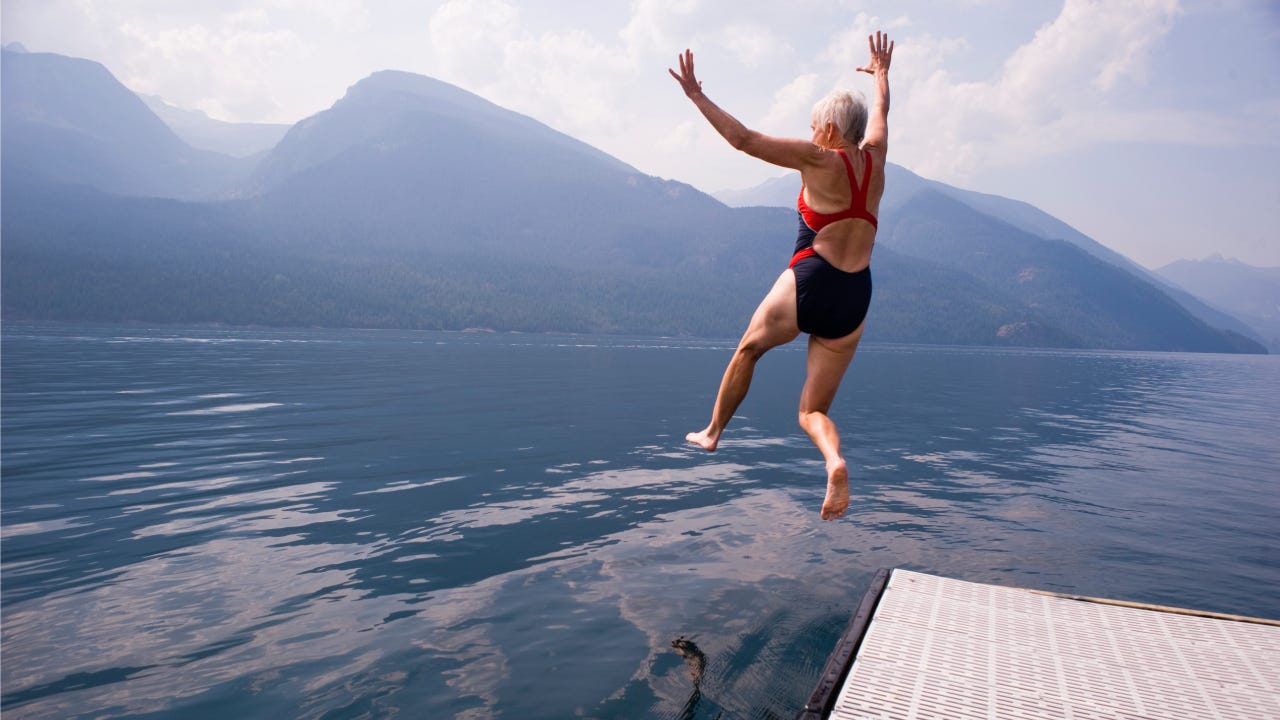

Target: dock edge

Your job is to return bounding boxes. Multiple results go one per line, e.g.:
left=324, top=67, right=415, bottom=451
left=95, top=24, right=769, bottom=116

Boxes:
left=797, top=567, right=891, bottom=720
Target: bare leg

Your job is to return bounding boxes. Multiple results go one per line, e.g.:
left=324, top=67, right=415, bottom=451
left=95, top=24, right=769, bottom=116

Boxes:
left=687, top=270, right=800, bottom=451
left=798, top=325, right=864, bottom=520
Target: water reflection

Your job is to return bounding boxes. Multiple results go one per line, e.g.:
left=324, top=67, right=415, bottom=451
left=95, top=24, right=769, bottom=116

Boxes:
left=3, top=326, right=1277, bottom=718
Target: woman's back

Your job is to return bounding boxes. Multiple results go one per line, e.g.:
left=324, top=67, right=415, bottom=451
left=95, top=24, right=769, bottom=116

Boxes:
left=800, top=145, right=884, bottom=273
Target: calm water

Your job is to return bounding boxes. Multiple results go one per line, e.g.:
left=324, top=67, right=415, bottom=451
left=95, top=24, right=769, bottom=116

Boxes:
left=2, top=323, right=1278, bottom=719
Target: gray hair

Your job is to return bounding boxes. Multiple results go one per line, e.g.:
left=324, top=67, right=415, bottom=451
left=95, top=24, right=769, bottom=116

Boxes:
left=811, top=89, right=868, bottom=145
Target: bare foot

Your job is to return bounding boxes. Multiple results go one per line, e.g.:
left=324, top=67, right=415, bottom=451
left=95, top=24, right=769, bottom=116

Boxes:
left=685, top=429, right=719, bottom=452
left=821, top=459, right=849, bottom=520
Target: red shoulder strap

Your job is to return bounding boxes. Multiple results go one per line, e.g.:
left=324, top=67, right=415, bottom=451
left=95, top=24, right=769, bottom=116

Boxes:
left=838, top=150, right=860, bottom=193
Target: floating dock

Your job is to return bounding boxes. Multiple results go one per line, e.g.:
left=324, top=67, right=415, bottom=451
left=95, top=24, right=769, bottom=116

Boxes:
left=801, top=568, right=1280, bottom=719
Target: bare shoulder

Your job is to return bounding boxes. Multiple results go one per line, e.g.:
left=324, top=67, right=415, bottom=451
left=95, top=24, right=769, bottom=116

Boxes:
left=862, top=142, right=888, bottom=171
left=799, top=147, right=852, bottom=185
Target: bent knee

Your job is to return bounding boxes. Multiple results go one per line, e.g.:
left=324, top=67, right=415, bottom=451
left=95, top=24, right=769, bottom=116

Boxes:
left=798, top=409, right=826, bottom=426
left=736, top=338, right=772, bottom=360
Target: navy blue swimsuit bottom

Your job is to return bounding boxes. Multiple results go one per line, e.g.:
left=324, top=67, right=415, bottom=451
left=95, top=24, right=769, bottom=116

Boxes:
left=791, top=252, right=872, bottom=340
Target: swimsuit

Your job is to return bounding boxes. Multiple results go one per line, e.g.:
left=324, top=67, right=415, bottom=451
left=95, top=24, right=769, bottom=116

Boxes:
left=789, top=149, right=877, bottom=339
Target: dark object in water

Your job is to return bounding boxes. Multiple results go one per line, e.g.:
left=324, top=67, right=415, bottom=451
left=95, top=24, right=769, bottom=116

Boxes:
left=670, top=635, right=707, bottom=685
left=671, top=635, right=722, bottom=719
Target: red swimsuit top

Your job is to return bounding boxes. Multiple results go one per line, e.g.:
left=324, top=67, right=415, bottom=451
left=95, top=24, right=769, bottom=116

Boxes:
left=797, top=149, right=878, bottom=232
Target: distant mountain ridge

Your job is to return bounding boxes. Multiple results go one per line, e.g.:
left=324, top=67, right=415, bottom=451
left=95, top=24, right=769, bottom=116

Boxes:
left=889, top=190, right=1245, bottom=351
left=717, top=166, right=1267, bottom=348
left=0, top=48, right=1265, bottom=353
left=0, top=48, right=252, bottom=199
left=140, top=94, right=289, bottom=158
left=1157, top=255, right=1280, bottom=352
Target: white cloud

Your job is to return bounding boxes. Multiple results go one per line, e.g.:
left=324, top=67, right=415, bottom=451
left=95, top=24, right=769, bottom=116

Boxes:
left=997, top=0, right=1179, bottom=107
left=427, top=0, right=521, bottom=84
left=891, top=0, right=1184, bottom=182
left=821, top=12, right=911, bottom=66
left=758, top=73, right=820, bottom=136
left=427, top=1, right=644, bottom=145
left=501, top=28, right=637, bottom=132
left=717, top=23, right=788, bottom=69
left=656, top=118, right=699, bottom=154
left=619, top=0, right=698, bottom=58
left=111, top=8, right=308, bottom=121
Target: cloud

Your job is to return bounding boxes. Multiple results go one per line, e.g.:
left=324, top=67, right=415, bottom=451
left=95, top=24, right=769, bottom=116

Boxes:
left=821, top=11, right=912, bottom=72
left=112, top=7, right=308, bottom=121
left=499, top=29, right=637, bottom=132
left=891, top=0, right=1184, bottom=182
left=717, top=23, right=788, bottom=69
left=758, top=73, right=820, bottom=136
left=427, top=0, right=520, bottom=83
left=427, top=1, right=648, bottom=147
left=997, top=0, right=1179, bottom=107
left=619, top=0, right=698, bottom=58
left=655, top=119, right=699, bottom=154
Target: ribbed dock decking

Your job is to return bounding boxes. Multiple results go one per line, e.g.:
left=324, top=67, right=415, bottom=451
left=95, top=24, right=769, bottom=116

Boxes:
left=804, top=569, right=1280, bottom=720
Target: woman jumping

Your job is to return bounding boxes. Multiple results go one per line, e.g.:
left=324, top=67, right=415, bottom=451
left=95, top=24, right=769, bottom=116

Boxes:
left=669, top=31, right=893, bottom=521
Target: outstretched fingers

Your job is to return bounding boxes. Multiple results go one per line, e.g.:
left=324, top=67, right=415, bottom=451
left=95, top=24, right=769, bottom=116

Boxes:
left=870, top=30, right=894, bottom=55
left=856, top=31, right=894, bottom=74
left=668, top=49, right=703, bottom=96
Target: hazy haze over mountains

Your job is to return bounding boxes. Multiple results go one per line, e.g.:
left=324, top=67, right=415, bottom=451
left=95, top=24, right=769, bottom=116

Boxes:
left=0, top=47, right=253, bottom=199
left=140, top=94, right=289, bottom=159
left=1157, top=256, right=1280, bottom=353
left=0, top=47, right=1267, bottom=353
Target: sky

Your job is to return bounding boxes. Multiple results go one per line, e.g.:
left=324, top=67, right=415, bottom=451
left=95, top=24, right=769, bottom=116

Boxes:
left=3, top=0, right=1279, bottom=269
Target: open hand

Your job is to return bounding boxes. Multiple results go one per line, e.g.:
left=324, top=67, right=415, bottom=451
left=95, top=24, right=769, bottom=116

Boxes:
left=856, top=31, right=894, bottom=74
left=668, top=49, right=703, bottom=98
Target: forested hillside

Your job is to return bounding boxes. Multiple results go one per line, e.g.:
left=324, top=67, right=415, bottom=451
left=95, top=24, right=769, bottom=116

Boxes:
left=0, top=48, right=1264, bottom=353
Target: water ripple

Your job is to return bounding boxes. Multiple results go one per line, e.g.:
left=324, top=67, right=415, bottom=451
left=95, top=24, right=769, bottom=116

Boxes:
left=3, top=326, right=1278, bottom=719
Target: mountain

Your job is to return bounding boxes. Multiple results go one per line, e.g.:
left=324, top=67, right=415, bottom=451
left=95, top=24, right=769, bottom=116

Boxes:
left=0, top=48, right=252, bottom=199
left=1157, top=256, right=1280, bottom=352
left=717, top=164, right=1134, bottom=264
left=2, top=61, right=787, bottom=336
left=247, top=70, right=637, bottom=191
left=713, top=173, right=800, bottom=208
left=140, top=94, right=289, bottom=158
left=717, top=166, right=1266, bottom=348
left=887, top=191, right=1253, bottom=351
left=0, top=49, right=1265, bottom=352
left=234, top=69, right=737, bottom=267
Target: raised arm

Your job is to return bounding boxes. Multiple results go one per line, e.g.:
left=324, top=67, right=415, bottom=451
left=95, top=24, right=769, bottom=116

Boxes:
left=669, top=50, right=823, bottom=171
left=856, top=31, right=893, bottom=158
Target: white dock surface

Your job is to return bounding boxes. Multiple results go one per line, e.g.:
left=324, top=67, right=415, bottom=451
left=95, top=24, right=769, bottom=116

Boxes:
left=831, top=569, right=1280, bottom=720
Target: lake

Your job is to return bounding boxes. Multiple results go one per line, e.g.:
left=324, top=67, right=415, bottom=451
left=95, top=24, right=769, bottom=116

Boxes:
left=2, top=323, right=1277, bottom=719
